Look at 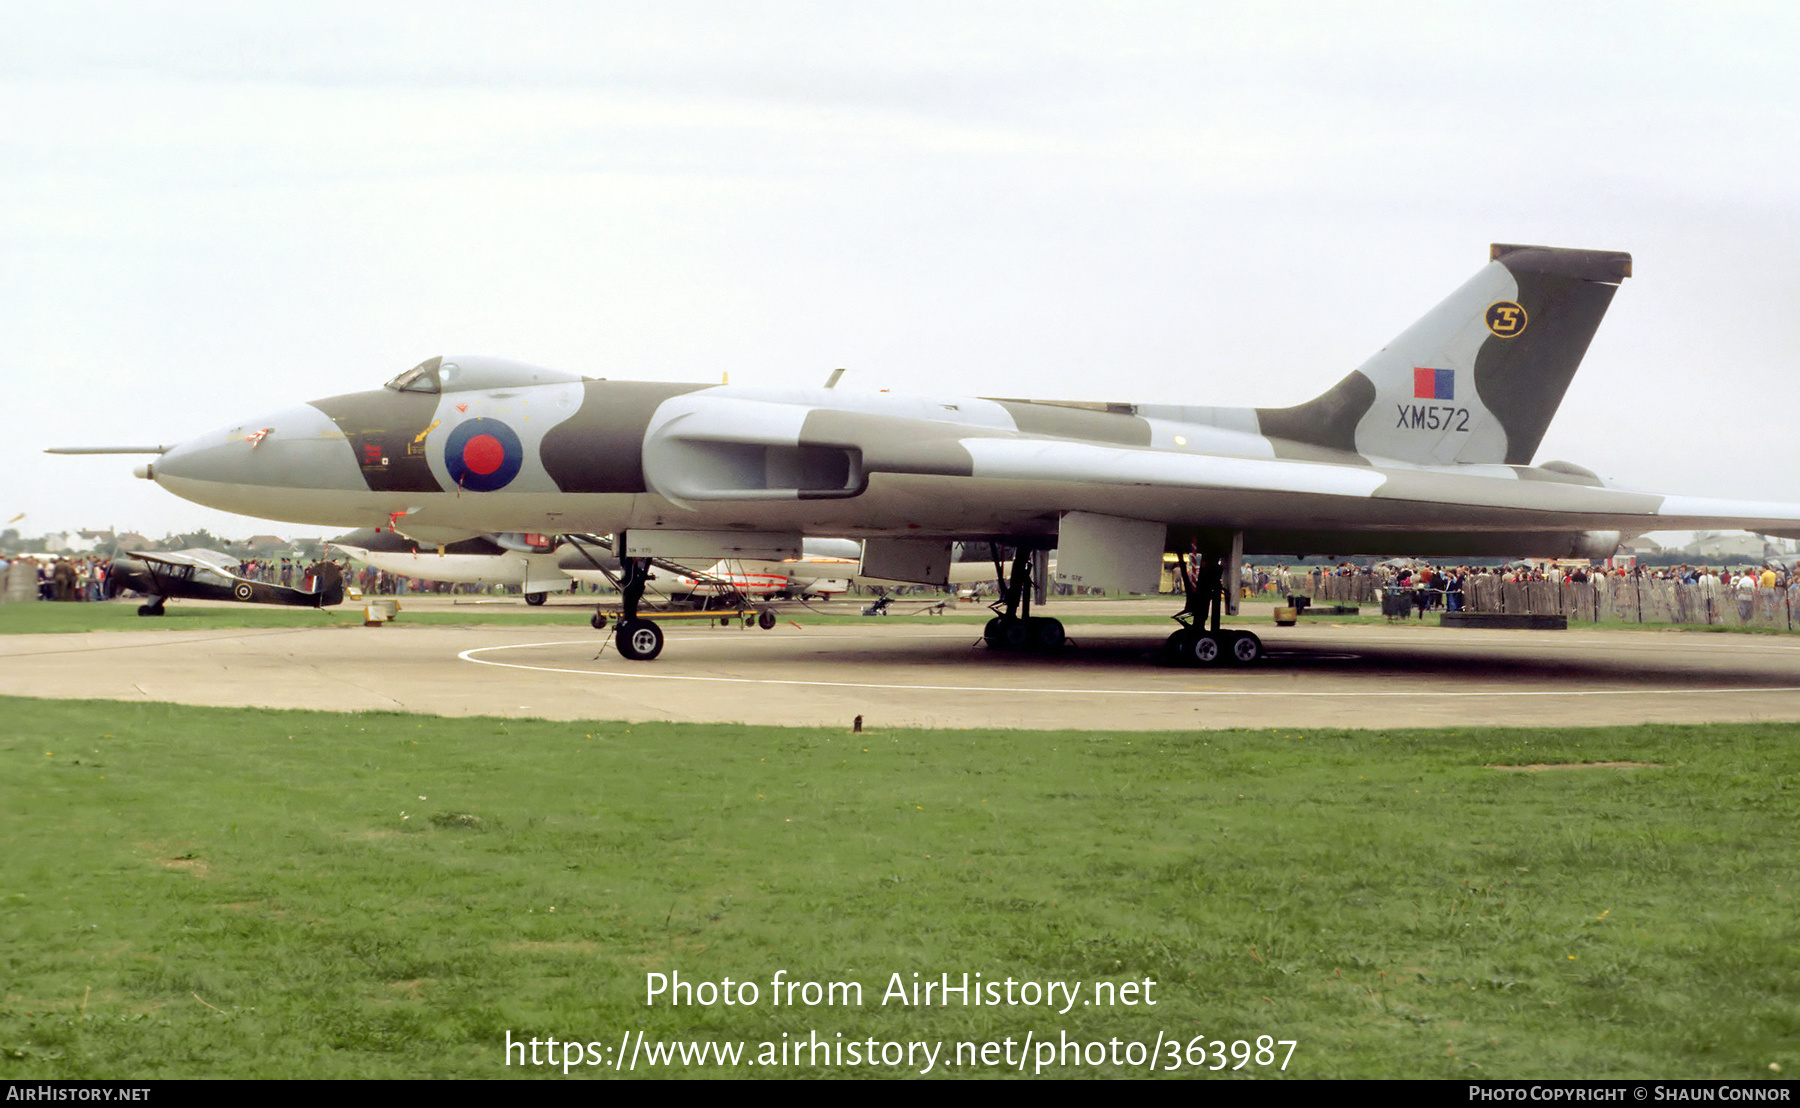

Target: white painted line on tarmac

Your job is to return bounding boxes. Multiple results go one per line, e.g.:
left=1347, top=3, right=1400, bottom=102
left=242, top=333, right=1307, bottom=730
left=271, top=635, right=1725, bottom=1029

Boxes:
left=458, top=640, right=1800, bottom=699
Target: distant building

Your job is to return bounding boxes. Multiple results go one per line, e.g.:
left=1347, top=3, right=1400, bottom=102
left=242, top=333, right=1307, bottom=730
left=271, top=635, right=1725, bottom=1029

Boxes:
left=1684, top=532, right=1772, bottom=562
left=40, top=531, right=107, bottom=554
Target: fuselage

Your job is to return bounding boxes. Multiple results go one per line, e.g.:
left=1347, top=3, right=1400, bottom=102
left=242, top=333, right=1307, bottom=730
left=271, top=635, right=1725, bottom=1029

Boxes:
left=145, top=356, right=1659, bottom=559
left=115, top=250, right=1800, bottom=566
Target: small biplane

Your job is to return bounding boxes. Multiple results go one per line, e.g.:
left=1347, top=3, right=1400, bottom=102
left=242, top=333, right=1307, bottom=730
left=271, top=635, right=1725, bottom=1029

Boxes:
left=107, top=549, right=344, bottom=615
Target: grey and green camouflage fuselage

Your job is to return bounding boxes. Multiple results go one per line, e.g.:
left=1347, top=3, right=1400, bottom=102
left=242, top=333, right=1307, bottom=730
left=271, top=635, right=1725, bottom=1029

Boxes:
left=139, top=245, right=1800, bottom=563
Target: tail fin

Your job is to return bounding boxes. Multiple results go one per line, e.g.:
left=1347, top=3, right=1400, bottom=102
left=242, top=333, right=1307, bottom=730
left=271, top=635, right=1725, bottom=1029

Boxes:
left=1256, top=244, right=1631, bottom=466
left=314, top=562, right=345, bottom=608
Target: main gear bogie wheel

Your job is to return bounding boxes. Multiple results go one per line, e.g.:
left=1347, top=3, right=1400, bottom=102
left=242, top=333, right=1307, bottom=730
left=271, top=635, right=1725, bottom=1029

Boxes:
left=1187, top=631, right=1223, bottom=667
left=1163, top=627, right=1194, bottom=663
left=1229, top=630, right=1265, bottom=665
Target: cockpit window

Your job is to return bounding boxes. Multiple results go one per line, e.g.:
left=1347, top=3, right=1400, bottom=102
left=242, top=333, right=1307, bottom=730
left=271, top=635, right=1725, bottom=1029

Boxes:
left=385, top=356, right=444, bottom=394
left=383, top=354, right=584, bottom=394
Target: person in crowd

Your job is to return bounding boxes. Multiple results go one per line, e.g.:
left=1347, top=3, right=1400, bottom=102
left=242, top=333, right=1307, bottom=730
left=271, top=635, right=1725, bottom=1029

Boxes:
left=1698, top=567, right=1721, bottom=624
left=1736, top=568, right=1759, bottom=623
left=50, top=557, right=76, bottom=601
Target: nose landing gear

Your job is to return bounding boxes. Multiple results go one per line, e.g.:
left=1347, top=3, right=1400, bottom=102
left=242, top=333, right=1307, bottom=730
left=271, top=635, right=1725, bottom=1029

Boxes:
left=610, top=555, right=663, bottom=661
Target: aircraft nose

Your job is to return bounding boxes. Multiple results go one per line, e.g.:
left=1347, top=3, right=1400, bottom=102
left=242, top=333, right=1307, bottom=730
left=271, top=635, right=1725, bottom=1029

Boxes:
left=150, top=404, right=369, bottom=516
left=156, top=405, right=357, bottom=483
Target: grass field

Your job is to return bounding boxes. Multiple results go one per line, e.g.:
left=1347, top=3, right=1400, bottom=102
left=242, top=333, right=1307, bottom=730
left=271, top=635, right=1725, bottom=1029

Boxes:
left=2, top=695, right=1795, bottom=1079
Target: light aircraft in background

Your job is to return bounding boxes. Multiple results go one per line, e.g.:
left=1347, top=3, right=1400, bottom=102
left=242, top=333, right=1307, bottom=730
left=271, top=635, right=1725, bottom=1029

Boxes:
left=660, top=539, right=999, bottom=601
left=65, top=244, right=1800, bottom=663
left=108, top=549, right=343, bottom=615
left=328, top=530, right=980, bottom=604
left=328, top=526, right=835, bottom=603
left=654, top=541, right=855, bottom=601
left=329, top=528, right=574, bottom=604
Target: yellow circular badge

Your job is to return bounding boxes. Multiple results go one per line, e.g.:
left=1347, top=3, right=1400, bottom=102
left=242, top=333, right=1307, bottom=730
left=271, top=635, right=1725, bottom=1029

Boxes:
left=1486, top=301, right=1528, bottom=338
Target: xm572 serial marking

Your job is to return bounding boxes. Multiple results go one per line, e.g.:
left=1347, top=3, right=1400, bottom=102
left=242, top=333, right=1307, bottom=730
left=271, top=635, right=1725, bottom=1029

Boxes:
left=1395, top=404, right=1471, bottom=431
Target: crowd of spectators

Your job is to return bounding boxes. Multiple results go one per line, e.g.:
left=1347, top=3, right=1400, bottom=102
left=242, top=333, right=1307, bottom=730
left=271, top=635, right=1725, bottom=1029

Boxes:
left=0, top=554, right=111, bottom=601
left=240, top=557, right=556, bottom=597
left=4, top=548, right=1797, bottom=623
left=0, top=548, right=583, bottom=603
left=1239, top=559, right=1800, bottom=625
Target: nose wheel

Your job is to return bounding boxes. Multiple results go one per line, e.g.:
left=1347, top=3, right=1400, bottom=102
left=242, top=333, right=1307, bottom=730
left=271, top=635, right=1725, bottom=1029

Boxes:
left=615, top=618, right=664, bottom=661
left=601, top=553, right=665, bottom=660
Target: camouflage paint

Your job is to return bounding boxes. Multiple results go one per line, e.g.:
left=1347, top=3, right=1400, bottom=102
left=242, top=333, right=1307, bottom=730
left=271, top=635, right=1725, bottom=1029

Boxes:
left=138, top=246, right=1800, bottom=563
left=539, top=381, right=706, bottom=493
left=1255, top=373, right=1378, bottom=461
left=310, top=389, right=445, bottom=494
left=988, top=400, right=1153, bottom=447
left=1472, top=270, right=1620, bottom=464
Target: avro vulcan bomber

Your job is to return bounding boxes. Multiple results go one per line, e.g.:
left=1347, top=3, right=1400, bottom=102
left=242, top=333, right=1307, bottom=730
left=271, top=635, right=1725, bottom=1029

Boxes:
left=62, top=245, right=1800, bottom=663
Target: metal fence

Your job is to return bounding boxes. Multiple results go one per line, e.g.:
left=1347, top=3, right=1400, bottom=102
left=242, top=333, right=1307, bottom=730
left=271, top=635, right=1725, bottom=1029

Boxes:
left=1286, top=571, right=1799, bottom=630
left=1300, top=573, right=1386, bottom=604
left=1, top=563, right=35, bottom=603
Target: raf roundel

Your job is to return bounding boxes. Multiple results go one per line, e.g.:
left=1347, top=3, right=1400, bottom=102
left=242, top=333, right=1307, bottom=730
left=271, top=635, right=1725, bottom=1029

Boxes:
left=444, top=418, right=524, bottom=492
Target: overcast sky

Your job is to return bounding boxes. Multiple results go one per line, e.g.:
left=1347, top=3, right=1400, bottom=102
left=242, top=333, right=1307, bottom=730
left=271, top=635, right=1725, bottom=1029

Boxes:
left=6, top=2, right=1797, bottom=540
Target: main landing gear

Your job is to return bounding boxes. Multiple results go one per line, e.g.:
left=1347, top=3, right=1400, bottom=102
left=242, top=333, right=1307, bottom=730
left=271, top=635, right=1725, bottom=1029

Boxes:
left=981, top=544, right=1065, bottom=653
left=1165, top=551, right=1263, bottom=667
left=594, top=556, right=664, bottom=661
